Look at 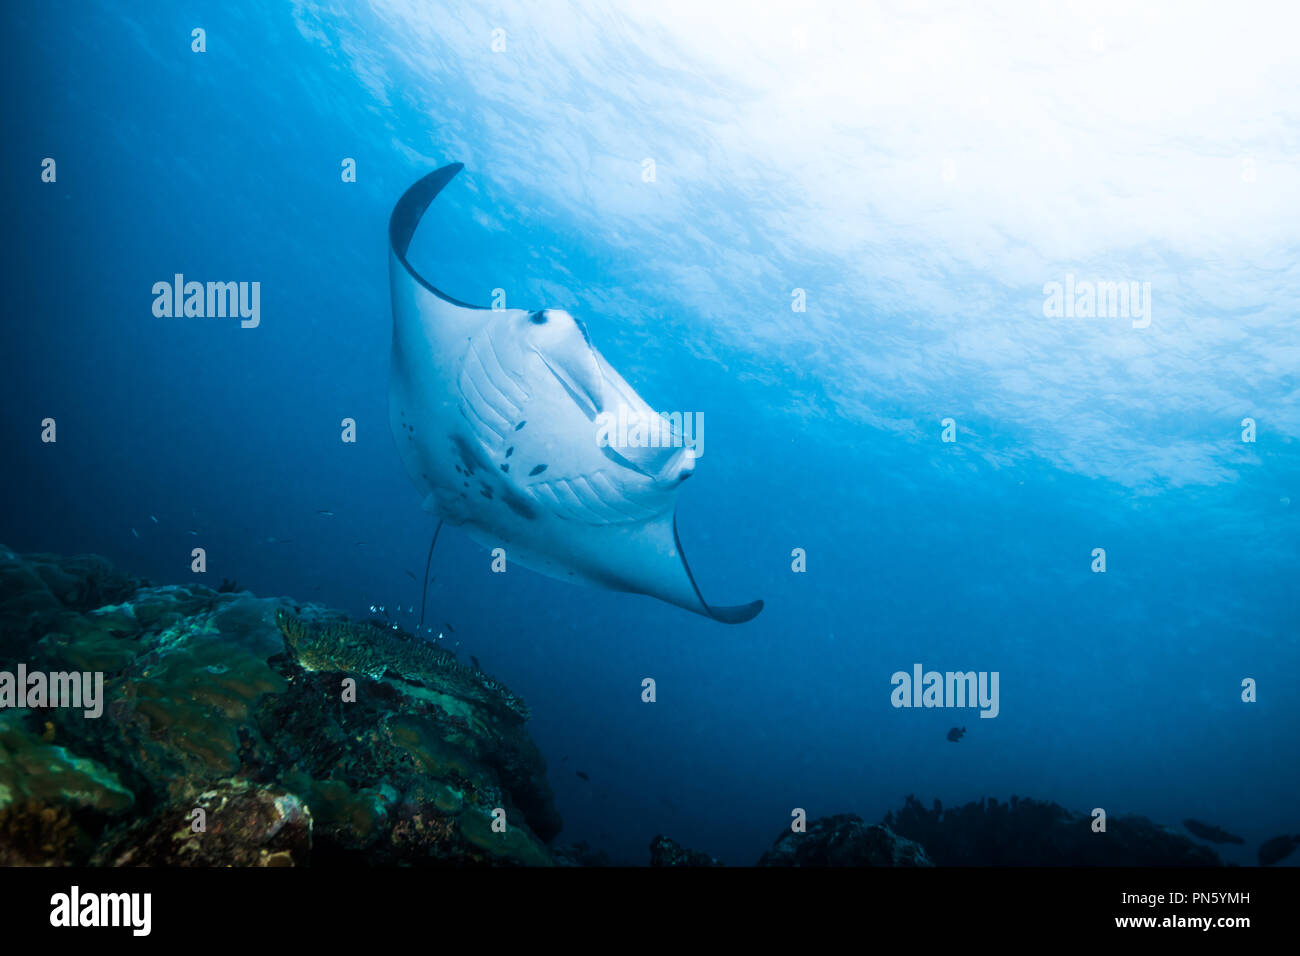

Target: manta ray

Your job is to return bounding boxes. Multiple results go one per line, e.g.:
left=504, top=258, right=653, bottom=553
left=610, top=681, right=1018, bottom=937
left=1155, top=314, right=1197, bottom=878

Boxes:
left=387, top=164, right=763, bottom=624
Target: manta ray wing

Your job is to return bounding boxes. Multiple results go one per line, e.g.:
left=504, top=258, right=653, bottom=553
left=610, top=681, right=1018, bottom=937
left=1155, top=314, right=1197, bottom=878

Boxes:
left=387, top=164, right=763, bottom=624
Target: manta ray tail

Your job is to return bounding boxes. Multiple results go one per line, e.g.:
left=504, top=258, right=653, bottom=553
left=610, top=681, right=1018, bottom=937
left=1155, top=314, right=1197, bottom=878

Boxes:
left=417, top=519, right=443, bottom=633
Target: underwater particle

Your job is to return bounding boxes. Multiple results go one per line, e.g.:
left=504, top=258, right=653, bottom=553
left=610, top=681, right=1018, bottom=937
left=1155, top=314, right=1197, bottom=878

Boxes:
left=1183, top=819, right=1245, bottom=845
left=443, top=622, right=455, bottom=634
left=317, top=510, right=335, bottom=517
left=131, top=528, right=139, bottom=538
left=1258, top=834, right=1300, bottom=866
left=188, top=529, right=199, bottom=536
left=946, top=727, right=966, bottom=743
left=576, top=771, right=589, bottom=782
left=529, top=464, right=547, bottom=476
left=150, top=516, right=158, bottom=523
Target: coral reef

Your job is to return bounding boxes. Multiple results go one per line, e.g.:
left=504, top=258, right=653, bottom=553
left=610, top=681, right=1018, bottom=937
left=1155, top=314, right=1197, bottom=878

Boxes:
left=757, top=815, right=933, bottom=867
left=883, top=795, right=1223, bottom=866
left=649, top=834, right=723, bottom=867
left=275, top=610, right=530, bottom=721
left=551, top=840, right=613, bottom=867
left=0, top=799, right=86, bottom=866
left=0, top=545, right=559, bottom=866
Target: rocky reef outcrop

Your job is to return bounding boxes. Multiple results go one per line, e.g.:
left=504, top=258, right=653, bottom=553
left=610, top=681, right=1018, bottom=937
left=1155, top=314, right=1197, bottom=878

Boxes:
left=757, top=814, right=933, bottom=866
left=0, top=545, right=559, bottom=866
left=649, top=833, right=724, bottom=866
left=883, top=795, right=1223, bottom=866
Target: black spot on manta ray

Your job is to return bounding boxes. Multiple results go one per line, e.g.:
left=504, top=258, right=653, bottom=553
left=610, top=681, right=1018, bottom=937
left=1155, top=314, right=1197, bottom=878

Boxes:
left=529, top=464, right=547, bottom=476
left=451, top=434, right=488, bottom=476
left=506, top=446, right=514, bottom=457
left=480, top=487, right=493, bottom=499
left=500, top=463, right=509, bottom=473
left=515, top=421, right=526, bottom=431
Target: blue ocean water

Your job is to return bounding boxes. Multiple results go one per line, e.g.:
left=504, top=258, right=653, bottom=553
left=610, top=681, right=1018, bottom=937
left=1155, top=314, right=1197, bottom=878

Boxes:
left=2, top=1, right=1296, bottom=866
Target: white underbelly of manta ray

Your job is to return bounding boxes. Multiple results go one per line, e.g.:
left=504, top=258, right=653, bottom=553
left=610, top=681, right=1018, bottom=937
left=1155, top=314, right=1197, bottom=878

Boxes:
left=387, top=164, right=762, bottom=624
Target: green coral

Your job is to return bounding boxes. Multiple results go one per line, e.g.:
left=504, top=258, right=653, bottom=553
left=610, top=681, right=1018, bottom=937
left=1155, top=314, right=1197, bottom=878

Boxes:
left=124, top=628, right=287, bottom=775
left=0, top=714, right=133, bottom=814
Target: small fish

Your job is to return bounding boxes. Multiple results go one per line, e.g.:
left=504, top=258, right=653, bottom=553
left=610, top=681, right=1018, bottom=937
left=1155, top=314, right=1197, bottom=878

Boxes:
left=946, top=726, right=966, bottom=743
left=150, top=515, right=158, bottom=524
left=1183, top=819, right=1245, bottom=845
left=576, top=771, right=590, bottom=782
left=405, top=570, right=417, bottom=581
left=188, top=529, right=199, bottom=536
left=130, top=528, right=139, bottom=538
left=1258, top=834, right=1300, bottom=866
left=443, top=621, right=456, bottom=634
left=318, top=510, right=335, bottom=517
left=407, top=606, right=413, bottom=614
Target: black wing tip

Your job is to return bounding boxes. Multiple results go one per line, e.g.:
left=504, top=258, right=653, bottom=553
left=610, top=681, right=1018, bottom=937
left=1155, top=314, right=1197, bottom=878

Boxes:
left=707, top=599, right=764, bottom=625
left=389, top=162, right=465, bottom=258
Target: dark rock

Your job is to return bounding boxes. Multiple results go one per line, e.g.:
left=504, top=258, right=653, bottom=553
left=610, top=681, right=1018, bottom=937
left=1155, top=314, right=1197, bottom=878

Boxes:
left=552, top=840, right=613, bottom=867
left=757, top=814, right=932, bottom=866
left=649, top=834, right=723, bottom=866
left=1183, top=819, right=1244, bottom=845
left=1258, top=834, right=1299, bottom=866
left=884, top=795, right=1223, bottom=866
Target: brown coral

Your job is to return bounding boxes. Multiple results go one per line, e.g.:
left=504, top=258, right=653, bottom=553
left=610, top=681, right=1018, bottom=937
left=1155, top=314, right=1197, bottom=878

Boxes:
left=275, top=610, right=530, bottom=721
left=0, top=799, right=83, bottom=866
